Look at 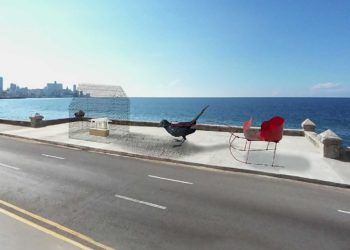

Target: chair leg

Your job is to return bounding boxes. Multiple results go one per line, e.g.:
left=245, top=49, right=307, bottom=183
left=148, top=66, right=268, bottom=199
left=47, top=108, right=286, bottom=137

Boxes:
left=244, top=140, right=247, bottom=151
left=266, top=141, right=270, bottom=150
left=229, top=133, right=234, bottom=144
left=272, top=143, right=277, bottom=166
left=246, top=141, right=251, bottom=163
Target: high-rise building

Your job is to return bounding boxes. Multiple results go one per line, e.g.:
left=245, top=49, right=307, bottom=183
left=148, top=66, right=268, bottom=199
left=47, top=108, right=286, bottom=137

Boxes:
left=9, top=83, right=17, bottom=92
left=44, top=81, right=63, bottom=97
left=7, top=83, right=18, bottom=96
left=0, top=76, right=3, bottom=93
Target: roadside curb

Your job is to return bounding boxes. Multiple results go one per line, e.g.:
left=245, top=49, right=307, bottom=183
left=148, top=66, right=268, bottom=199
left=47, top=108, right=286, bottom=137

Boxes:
left=0, top=132, right=349, bottom=189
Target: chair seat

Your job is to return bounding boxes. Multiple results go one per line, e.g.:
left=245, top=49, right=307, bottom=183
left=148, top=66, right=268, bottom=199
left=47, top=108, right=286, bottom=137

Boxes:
left=244, top=130, right=262, bottom=141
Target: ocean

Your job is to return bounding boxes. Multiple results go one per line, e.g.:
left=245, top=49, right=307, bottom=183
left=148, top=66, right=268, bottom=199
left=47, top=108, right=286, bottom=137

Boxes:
left=0, top=97, right=349, bottom=146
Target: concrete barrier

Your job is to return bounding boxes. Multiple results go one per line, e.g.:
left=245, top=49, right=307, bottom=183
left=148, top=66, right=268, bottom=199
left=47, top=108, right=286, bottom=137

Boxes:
left=0, top=119, right=31, bottom=127
left=301, top=119, right=316, bottom=132
left=342, top=147, right=350, bottom=161
left=318, top=129, right=343, bottom=159
left=41, top=118, right=77, bottom=126
left=301, top=119, right=346, bottom=160
left=29, top=113, right=44, bottom=128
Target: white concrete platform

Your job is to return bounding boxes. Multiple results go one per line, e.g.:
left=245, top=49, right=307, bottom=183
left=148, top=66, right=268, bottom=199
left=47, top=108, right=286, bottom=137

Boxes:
left=0, top=123, right=349, bottom=186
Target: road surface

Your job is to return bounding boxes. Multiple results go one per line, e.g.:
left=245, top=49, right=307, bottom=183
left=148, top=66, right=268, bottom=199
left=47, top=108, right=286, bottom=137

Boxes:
left=0, top=136, right=349, bottom=249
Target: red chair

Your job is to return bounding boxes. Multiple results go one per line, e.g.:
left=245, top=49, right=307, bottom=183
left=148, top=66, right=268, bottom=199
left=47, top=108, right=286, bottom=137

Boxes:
left=229, top=116, right=285, bottom=166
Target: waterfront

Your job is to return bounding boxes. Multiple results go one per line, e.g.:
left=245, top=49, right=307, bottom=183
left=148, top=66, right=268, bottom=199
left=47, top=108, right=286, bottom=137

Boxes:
left=0, top=97, right=349, bottom=145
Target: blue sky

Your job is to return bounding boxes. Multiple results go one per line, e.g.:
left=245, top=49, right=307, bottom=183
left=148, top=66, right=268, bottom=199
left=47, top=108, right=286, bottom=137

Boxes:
left=0, top=0, right=349, bottom=97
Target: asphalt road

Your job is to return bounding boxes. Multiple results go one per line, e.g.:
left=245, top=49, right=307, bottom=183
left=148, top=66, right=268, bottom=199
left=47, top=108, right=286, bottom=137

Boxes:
left=0, top=136, right=349, bottom=250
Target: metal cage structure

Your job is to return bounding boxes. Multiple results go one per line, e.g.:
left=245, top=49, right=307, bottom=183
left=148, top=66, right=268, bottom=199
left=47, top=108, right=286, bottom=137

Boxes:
left=69, top=84, right=130, bottom=142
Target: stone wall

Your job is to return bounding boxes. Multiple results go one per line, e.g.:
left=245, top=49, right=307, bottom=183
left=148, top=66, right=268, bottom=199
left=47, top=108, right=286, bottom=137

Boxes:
left=41, top=118, right=76, bottom=126
left=301, top=118, right=348, bottom=161
left=108, top=119, right=304, bottom=136
left=0, top=119, right=31, bottom=127
left=0, top=117, right=305, bottom=136
left=341, top=147, right=350, bottom=161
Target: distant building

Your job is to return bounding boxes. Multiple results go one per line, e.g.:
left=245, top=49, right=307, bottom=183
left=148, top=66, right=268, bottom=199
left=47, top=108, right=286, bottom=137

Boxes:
left=9, top=83, right=17, bottom=92
left=6, top=83, right=29, bottom=97
left=44, top=81, right=63, bottom=97
left=19, top=87, right=28, bottom=96
left=8, top=83, right=18, bottom=96
left=62, top=86, right=73, bottom=96
left=72, top=84, right=78, bottom=97
left=28, top=88, right=43, bottom=98
left=0, top=79, right=74, bottom=98
left=0, top=76, right=3, bottom=93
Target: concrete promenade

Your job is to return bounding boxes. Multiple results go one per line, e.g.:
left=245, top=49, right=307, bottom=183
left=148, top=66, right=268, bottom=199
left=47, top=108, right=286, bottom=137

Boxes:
left=0, top=122, right=349, bottom=187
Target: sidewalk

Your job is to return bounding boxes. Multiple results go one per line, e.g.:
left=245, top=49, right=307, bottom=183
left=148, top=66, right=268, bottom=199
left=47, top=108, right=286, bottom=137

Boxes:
left=0, top=210, right=79, bottom=250
left=0, top=123, right=349, bottom=187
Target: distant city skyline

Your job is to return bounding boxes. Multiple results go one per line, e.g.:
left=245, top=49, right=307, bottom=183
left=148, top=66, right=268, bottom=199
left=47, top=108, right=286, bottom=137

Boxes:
left=1, top=0, right=349, bottom=97
left=0, top=77, right=3, bottom=93
left=0, top=77, right=78, bottom=98
left=0, top=76, right=76, bottom=92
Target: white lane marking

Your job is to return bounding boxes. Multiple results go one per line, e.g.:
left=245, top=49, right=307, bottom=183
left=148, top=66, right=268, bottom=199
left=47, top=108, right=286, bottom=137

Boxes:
left=338, top=209, right=350, bottom=214
left=115, top=194, right=167, bottom=210
left=41, top=154, right=65, bottom=160
left=148, top=175, right=193, bottom=185
left=0, top=162, right=20, bottom=171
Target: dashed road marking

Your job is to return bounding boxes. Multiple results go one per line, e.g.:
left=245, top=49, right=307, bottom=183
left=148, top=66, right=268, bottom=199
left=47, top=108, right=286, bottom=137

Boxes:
left=0, top=162, right=20, bottom=171
left=338, top=209, right=350, bottom=215
left=41, top=154, right=65, bottom=160
left=148, top=175, right=193, bottom=185
left=115, top=194, right=167, bottom=210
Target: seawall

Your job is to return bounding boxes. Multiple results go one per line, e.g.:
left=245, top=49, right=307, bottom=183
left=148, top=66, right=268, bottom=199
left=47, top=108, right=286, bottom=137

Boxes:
left=0, top=117, right=304, bottom=136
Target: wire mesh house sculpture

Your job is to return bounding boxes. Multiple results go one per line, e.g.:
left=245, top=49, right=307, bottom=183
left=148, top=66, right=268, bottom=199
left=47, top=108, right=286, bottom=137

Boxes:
left=69, top=84, right=129, bottom=142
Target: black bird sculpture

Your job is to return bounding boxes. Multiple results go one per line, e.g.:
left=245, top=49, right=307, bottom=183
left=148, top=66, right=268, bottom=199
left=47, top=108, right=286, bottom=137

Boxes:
left=160, top=106, right=209, bottom=146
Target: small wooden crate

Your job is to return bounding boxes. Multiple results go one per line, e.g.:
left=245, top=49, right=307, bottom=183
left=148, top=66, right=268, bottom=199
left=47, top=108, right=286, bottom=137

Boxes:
left=89, top=128, right=109, bottom=137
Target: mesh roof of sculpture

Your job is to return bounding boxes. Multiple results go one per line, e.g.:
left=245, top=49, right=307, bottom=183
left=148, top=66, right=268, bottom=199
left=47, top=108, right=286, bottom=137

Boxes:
left=78, top=84, right=127, bottom=98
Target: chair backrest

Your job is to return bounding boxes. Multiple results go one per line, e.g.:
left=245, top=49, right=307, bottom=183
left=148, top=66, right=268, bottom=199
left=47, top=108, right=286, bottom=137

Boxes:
left=260, top=116, right=284, bottom=142
left=243, top=117, right=252, bottom=135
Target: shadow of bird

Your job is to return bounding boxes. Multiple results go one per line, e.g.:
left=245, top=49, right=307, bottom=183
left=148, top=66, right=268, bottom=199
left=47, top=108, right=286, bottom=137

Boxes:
left=160, top=106, right=209, bottom=147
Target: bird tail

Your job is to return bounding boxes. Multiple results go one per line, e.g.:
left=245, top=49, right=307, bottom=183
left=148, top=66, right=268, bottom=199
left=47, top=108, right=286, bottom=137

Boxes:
left=191, top=105, right=209, bottom=124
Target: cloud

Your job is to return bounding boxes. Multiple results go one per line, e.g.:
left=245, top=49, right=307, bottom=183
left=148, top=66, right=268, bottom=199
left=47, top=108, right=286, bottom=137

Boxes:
left=155, top=79, right=183, bottom=92
left=166, top=79, right=181, bottom=87
left=309, top=82, right=350, bottom=97
left=270, top=90, right=281, bottom=97
left=311, top=82, right=341, bottom=91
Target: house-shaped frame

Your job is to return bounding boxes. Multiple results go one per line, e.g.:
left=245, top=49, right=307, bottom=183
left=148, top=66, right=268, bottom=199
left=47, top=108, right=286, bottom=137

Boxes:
left=69, top=84, right=129, bottom=142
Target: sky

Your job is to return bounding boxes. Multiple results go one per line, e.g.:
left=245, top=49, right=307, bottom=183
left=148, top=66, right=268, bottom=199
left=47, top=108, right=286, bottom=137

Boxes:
left=0, top=0, right=349, bottom=97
